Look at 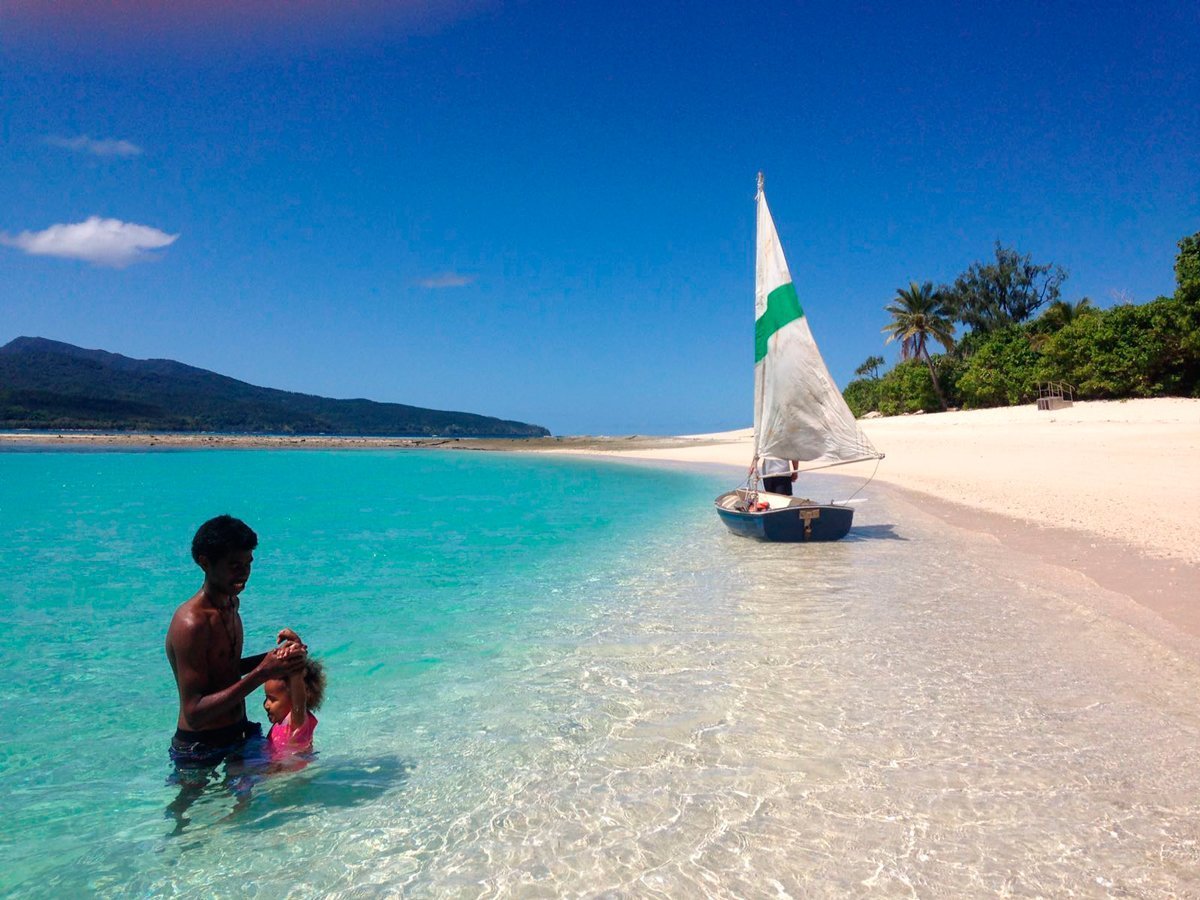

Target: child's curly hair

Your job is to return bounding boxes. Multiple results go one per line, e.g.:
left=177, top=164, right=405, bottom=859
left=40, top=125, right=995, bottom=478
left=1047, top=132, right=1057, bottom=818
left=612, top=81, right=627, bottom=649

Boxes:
left=302, top=658, right=327, bottom=711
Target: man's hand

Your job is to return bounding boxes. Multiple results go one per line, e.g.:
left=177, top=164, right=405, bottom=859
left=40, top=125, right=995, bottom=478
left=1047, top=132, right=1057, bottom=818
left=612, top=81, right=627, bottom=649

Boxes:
left=259, top=640, right=307, bottom=679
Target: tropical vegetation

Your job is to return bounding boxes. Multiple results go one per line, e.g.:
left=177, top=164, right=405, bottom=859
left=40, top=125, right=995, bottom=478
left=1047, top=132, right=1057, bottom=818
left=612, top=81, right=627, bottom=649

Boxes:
left=843, top=232, right=1200, bottom=417
left=881, top=281, right=956, bottom=408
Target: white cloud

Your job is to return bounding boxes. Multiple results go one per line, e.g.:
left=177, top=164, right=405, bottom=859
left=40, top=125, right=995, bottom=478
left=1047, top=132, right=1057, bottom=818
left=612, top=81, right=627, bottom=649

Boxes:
left=418, top=272, right=476, bottom=289
left=46, top=135, right=144, bottom=157
left=1, top=217, right=179, bottom=267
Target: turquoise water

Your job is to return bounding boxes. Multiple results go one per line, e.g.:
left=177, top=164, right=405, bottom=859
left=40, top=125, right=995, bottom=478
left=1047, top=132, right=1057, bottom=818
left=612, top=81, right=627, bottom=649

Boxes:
left=5, top=449, right=1200, bottom=896
left=0, top=450, right=725, bottom=894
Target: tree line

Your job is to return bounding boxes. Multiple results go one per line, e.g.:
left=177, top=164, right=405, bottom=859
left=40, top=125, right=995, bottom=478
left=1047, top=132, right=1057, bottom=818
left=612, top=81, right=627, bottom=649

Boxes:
left=843, top=232, right=1200, bottom=416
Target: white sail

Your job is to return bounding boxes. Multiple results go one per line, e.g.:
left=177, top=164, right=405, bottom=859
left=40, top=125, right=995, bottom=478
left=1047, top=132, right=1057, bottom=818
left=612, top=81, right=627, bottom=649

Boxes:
left=752, top=183, right=879, bottom=465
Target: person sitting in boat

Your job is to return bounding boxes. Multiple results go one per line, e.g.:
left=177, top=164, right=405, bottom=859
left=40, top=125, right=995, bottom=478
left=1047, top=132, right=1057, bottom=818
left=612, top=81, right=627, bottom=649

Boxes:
left=758, top=456, right=799, bottom=495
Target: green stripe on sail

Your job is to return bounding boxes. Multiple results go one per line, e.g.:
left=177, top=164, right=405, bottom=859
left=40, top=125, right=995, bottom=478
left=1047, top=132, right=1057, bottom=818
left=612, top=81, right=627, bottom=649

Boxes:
left=754, top=282, right=804, bottom=362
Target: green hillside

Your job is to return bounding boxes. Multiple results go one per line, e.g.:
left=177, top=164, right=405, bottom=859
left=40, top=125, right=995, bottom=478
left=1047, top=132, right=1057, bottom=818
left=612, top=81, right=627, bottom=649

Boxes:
left=0, top=337, right=551, bottom=437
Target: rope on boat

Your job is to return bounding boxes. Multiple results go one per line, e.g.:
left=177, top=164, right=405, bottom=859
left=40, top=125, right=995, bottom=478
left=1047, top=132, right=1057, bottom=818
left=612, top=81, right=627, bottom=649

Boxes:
left=736, top=457, right=762, bottom=511
left=843, top=455, right=882, bottom=503
left=755, top=454, right=885, bottom=505
left=744, top=451, right=883, bottom=510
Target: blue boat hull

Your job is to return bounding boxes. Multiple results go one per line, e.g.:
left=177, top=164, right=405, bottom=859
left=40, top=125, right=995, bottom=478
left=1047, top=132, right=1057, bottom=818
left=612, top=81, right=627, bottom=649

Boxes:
left=714, top=491, right=855, bottom=542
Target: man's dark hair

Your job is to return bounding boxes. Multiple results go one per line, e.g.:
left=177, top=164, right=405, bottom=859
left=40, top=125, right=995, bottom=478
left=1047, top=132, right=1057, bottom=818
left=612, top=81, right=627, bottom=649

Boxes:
left=191, top=515, right=258, bottom=565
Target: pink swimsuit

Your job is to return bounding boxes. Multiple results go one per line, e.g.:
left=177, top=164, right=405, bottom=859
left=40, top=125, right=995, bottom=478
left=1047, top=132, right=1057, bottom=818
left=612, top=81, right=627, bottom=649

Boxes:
left=268, top=712, right=318, bottom=754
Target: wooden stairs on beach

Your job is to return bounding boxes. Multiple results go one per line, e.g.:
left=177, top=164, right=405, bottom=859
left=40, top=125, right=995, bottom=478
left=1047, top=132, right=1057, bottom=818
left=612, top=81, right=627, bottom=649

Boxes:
left=1037, top=381, right=1075, bottom=411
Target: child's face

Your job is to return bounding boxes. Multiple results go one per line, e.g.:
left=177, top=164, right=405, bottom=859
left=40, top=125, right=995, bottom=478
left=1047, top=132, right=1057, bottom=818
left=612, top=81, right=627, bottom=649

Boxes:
left=263, top=679, right=290, bottom=724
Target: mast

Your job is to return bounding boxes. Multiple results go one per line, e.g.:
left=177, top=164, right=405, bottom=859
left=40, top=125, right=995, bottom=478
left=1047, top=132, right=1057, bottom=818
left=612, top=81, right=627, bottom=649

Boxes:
left=751, top=172, right=765, bottom=463
left=752, top=175, right=882, bottom=467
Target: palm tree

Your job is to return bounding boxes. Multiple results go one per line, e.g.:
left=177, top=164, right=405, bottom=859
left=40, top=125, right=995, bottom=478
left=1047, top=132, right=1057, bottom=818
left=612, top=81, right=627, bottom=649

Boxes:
left=882, top=281, right=957, bottom=408
left=854, top=354, right=886, bottom=380
left=1038, top=297, right=1095, bottom=332
left=1029, top=297, right=1097, bottom=351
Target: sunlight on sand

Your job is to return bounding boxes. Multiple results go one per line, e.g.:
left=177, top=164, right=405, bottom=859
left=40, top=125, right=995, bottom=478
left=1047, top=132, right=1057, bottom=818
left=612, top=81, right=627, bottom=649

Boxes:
left=557, top=398, right=1200, bottom=567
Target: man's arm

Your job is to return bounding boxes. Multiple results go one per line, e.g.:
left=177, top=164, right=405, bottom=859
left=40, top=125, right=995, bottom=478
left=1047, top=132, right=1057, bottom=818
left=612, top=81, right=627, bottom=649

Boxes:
left=239, top=652, right=267, bottom=675
left=172, top=615, right=304, bottom=730
left=241, top=628, right=305, bottom=674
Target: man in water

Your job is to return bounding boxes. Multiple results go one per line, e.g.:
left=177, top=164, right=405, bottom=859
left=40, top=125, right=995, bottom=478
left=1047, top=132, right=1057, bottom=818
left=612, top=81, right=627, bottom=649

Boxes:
left=165, top=515, right=306, bottom=825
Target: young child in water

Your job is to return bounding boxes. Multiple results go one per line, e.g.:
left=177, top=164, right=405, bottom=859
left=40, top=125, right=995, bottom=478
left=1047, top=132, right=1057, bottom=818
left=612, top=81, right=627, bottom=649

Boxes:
left=262, top=658, right=326, bottom=755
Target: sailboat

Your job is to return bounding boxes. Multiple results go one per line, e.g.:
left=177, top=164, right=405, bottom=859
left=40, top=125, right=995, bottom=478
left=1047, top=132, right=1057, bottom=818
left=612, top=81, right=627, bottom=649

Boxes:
left=715, top=174, right=883, bottom=542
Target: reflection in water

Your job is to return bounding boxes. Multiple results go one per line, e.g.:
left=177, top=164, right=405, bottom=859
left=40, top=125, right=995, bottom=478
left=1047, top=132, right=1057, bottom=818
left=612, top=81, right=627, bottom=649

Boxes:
left=165, top=754, right=416, bottom=836
left=243, top=755, right=417, bottom=819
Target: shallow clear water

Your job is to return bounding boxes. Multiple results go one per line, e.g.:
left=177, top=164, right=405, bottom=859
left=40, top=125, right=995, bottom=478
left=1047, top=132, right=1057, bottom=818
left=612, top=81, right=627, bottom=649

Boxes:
left=2, top=450, right=1199, bottom=897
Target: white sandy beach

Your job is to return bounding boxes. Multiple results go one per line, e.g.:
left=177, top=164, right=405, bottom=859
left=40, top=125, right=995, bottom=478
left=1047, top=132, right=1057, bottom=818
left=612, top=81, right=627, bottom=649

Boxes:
left=560, top=397, right=1200, bottom=566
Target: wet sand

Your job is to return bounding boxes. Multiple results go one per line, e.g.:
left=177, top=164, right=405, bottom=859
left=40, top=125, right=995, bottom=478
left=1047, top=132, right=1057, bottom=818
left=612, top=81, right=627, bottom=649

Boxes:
left=536, top=398, right=1200, bottom=653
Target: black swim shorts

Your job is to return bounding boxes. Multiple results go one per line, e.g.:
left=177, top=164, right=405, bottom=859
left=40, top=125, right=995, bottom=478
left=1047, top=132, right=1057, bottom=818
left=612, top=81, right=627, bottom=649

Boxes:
left=169, top=719, right=264, bottom=768
left=762, top=475, right=793, bottom=496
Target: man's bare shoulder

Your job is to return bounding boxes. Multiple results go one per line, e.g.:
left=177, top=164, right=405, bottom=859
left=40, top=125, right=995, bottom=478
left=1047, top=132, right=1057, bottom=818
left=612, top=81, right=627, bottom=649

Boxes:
left=167, top=592, right=212, bottom=642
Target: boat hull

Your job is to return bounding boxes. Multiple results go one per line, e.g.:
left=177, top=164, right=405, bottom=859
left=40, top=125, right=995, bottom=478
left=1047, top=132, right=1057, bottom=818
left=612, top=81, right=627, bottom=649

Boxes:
left=714, top=491, right=855, bottom=542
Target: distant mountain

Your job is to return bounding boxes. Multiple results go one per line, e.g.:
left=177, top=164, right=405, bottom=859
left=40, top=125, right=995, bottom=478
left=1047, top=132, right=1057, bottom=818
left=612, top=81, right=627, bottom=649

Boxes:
left=0, top=337, right=551, bottom=437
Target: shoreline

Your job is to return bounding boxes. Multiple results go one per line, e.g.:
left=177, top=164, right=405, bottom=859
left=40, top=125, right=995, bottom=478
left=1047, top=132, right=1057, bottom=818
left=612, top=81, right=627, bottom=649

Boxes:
left=0, top=431, right=721, bottom=453
left=539, top=397, right=1200, bottom=654
left=6, top=397, right=1197, bottom=650
left=881, top=477, right=1200, bottom=661
left=528, top=398, right=1200, bottom=563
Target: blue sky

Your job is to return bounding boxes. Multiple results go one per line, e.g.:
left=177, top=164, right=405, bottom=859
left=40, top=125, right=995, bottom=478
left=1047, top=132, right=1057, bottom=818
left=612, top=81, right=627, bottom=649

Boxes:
left=2, top=1, right=1197, bottom=435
